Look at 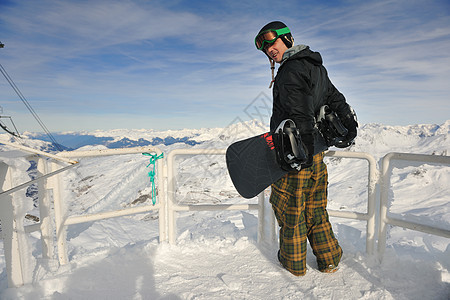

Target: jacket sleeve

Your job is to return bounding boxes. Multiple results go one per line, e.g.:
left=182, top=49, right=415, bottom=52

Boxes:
left=326, top=82, right=353, bottom=118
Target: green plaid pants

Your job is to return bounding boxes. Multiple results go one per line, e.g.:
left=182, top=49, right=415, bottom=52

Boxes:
left=269, top=152, right=342, bottom=276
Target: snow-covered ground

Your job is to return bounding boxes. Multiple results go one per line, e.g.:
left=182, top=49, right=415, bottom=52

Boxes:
left=0, top=120, right=449, bottom=299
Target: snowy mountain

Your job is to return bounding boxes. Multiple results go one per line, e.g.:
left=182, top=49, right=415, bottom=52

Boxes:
left=24, top=131, right=201, bottom=150
left=0, top=120, right=449, bottom=299
left=15, top=119, right=450, bottom=154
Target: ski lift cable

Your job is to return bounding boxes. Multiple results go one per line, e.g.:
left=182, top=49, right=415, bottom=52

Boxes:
left=0, top=62, right=63, bottom=151
left=0, top=63, right=49, bottom=135
left=0, top=44, right=107, bottom=207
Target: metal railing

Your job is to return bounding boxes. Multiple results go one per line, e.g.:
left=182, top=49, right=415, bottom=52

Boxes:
left=55, top=147, right=166, bottom=265
left=166, top=149, right=378, bottom=253
left=166, top=148, right=271, bottom=244
left=0, top=142, right=77, bottom=288
left=1, top=142, right=449, bottom=288
left=378, top=152, right=450, bottom=256
left=324, top=150, right=378, bottom=254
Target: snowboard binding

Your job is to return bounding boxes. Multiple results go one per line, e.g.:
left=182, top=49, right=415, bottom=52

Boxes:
left=273, top=119, right=308, bottom=171
left=316, top=105, right=349, bottom=147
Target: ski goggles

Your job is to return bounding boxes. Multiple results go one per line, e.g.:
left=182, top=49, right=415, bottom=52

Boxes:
left=255, top=27, right=290, bottom=50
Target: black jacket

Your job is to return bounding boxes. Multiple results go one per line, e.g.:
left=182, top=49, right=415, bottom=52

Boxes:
left=270, top=45, right=353, bottom=155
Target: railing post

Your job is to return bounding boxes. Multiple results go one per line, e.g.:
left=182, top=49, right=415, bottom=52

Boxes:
left=167, top=150, right=176, bottom=244
left=0, top=162, right=25, bottom=287
left=365, top=153, right=378, bottom=255
left=257, top=192, right=264, bottom=243
left=37, top=158, right=54, bottom=260
left=377, top=153, right=392, bottom=257
left=270, top=210, right=277, bottom=245
left=50, top=161, right=69, bottom=265
left=158, top=156, right=167, bottom=242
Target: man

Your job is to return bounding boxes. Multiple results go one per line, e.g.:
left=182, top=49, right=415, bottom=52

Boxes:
left=254, top=21, right=358, bottom=276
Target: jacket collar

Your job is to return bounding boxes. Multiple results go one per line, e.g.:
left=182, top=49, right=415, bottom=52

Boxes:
left=281, top=44, right=309, bottom=65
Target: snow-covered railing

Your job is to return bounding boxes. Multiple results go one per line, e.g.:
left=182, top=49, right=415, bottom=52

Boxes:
left=324, top=150, right=378, bottom=255
left=378, top=152, right=450, bottom=257
left=55, top=147, right=165, bottom=265
left=0, top=141, right=77, bottom=288
left=166, top=148, right=272, bottom=244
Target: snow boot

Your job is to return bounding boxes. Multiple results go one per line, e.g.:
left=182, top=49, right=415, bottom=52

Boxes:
left=320, top=264, right=339, bottom=273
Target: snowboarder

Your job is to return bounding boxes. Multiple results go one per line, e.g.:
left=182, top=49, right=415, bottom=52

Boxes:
left=254, top=21, right=358, bottom=275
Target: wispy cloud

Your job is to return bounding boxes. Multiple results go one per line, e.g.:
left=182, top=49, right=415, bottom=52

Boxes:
left=0, top=0, right=449, bottom=132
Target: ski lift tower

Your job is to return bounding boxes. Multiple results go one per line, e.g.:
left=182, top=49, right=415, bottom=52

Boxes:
left=0, top=106, right=21, bottom=138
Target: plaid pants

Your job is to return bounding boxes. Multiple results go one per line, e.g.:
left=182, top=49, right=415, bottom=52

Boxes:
left=269, top=152, right=342, bottom=276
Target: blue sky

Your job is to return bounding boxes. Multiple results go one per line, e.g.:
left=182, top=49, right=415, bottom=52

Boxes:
left=0, top=0, right=449, bottom=132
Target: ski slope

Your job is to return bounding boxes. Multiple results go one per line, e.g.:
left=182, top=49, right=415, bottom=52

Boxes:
left=0, top=120, right=449, bottom=299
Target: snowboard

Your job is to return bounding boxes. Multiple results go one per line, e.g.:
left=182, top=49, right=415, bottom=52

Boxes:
left=226, top=132, right=288, bottom=199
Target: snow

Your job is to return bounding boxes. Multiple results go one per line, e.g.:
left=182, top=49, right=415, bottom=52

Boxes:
left=0, top=120, right=449, bottom=299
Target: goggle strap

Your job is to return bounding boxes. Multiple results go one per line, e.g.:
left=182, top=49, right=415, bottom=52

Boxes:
left=274, top=27, right=290, bottom=36
left=259, top=27, right=290, bottom=37
left=269, top=58, right=275, bottom=89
